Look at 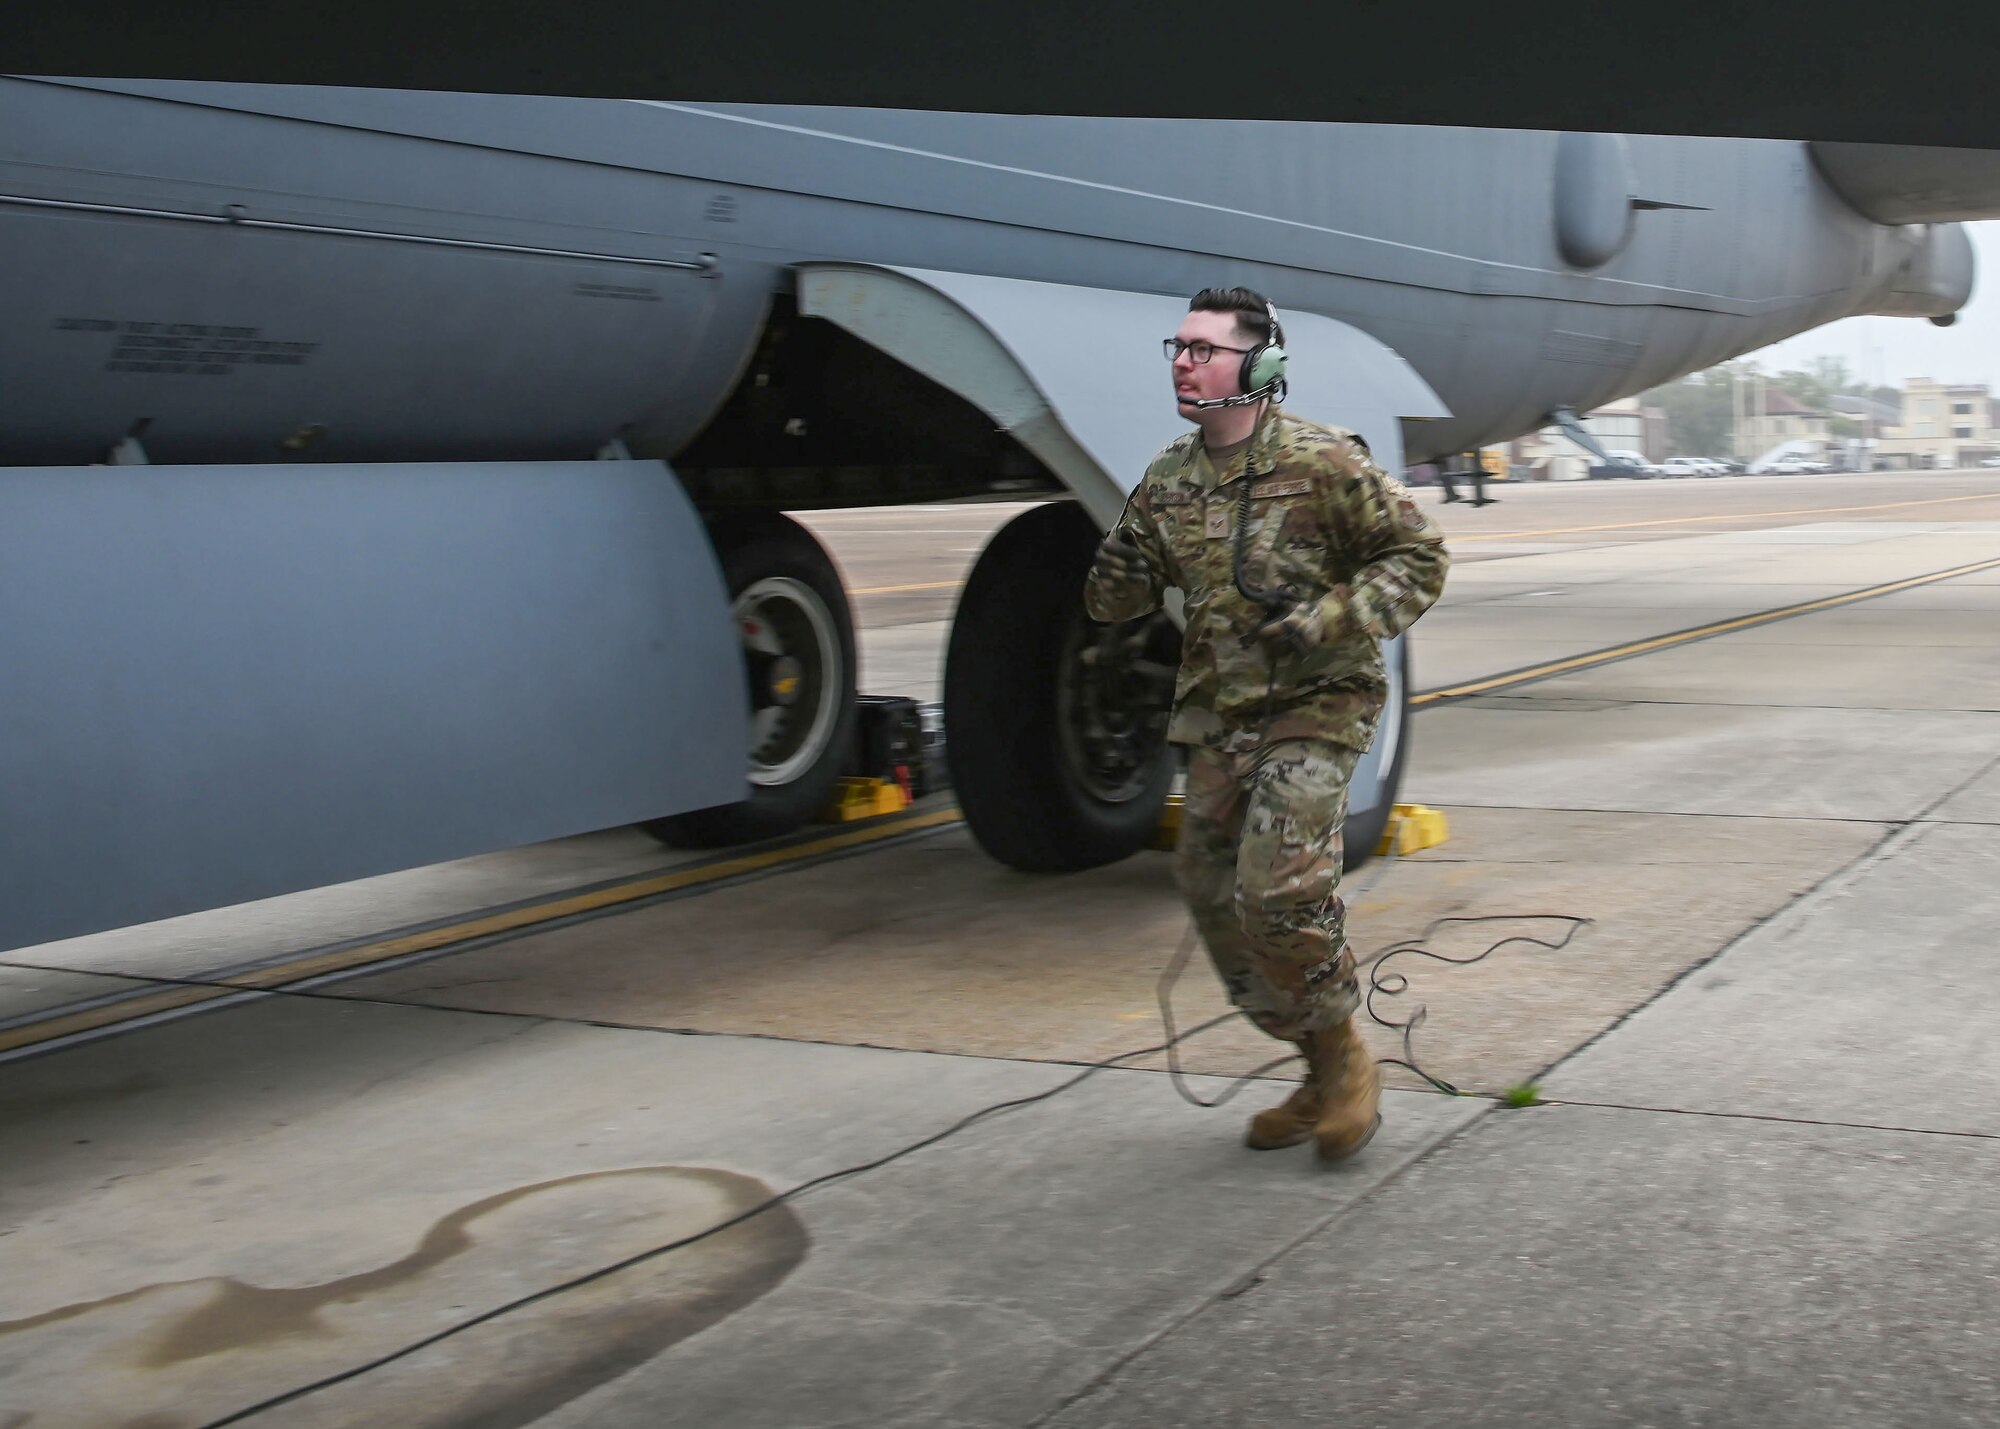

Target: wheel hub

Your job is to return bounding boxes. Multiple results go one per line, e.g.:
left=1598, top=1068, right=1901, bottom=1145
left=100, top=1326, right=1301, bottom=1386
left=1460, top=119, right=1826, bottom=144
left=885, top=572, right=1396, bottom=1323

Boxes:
left=766, top=654, right=804, bottom=707
left=1056, top=611, right=1177, bottom=803
left=733, top=578, right=842, bottom=787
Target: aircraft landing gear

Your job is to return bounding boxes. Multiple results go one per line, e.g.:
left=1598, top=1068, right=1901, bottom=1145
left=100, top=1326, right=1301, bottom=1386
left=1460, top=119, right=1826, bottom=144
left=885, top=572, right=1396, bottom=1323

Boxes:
left=945, top=500, right=1414, bottom=875
left=645, top=512, right=858, bottom=848
left=945, top=501, right=1178, bottom=871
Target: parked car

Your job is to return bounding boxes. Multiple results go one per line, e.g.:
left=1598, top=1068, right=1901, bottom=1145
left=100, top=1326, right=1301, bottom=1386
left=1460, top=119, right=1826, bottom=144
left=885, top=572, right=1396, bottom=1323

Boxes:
left=1602, top=448, right=1666, bottom=477
left=1980, top=456, right=2000, bottom=468
left=1662, top=456, right=1728, bottom=476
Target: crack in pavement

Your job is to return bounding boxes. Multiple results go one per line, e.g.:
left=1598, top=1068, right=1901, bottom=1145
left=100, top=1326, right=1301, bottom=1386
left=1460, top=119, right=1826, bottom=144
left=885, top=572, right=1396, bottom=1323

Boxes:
left=1023, top=753, right=2000, bottom=1429
left=1021, top=1105, right=1498, bottom=1429
left=1514, top=1096, right=2000, bottom=1143
left=1517, top=745, right=2000, bottom=1094
left=1408, top=801, right=1919, bottom=825
left=1440, top=695, right=2000, bottom=714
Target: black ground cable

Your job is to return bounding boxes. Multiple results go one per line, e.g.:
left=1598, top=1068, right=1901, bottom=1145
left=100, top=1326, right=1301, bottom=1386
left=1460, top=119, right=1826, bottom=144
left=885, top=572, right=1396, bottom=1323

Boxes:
left=196, top=858, right=1584, bottom=1417
left=194, top=1007, right=1248, bottom=1427
left=1154, top=920, right=1300, bottom=1108
left=206, top=448, right=1573, bottom=1422
left=1210, top=449, right=1595, bottom=1097
left=1152, top=797, right=1594, bottom=1107
left=1365, top=914, right=1595, bottom=1095
left=199, top=877, right=1586, bottom=1412
left=1155, top=906, right=1595, bottom=1108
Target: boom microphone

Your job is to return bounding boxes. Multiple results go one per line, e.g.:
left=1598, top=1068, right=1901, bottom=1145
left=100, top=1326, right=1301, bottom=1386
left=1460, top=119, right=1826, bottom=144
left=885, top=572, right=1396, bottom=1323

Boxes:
left=1183, top=382, right=1282, bottom=410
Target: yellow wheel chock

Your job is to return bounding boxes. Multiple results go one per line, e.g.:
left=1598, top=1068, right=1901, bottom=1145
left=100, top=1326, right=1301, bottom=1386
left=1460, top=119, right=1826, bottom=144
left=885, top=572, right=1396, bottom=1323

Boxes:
left=1376, top=803, right=1450, bottom=856
left=1147, top=796, right=1449, bottom=857
left=822, top=776, right=911, bottom=822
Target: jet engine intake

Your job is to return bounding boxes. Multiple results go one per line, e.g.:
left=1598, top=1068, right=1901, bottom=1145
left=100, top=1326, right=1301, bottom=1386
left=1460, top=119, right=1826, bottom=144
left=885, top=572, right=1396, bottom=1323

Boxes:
left=1857, top=222, right=1975, bottom=321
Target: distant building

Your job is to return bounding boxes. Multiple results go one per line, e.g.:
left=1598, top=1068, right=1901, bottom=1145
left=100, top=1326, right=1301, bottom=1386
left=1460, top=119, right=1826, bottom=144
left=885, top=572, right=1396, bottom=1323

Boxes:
left=1873, top=379, right=2000, bottom=468
left=1510, top=396, right=1654, bottom=481
left=1737, top=387, right=1832, bottom=462
left=1641, top=402, right=1668, bottom=461
left=1830, top=392, right=1900, bottom=429
left=1586, top=395, right=1648, bottom=452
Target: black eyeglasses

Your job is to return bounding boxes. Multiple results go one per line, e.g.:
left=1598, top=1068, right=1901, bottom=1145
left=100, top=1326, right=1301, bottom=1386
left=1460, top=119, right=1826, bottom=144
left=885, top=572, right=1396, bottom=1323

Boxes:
left=1163, top=338, right=1255, bottom=364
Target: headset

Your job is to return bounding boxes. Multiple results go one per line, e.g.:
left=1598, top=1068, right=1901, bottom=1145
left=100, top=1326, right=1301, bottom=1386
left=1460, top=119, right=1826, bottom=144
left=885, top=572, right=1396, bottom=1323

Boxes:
left=1107, top=294, right=1292, bottom=591
left=1184, top=296, right=1288, bottom=410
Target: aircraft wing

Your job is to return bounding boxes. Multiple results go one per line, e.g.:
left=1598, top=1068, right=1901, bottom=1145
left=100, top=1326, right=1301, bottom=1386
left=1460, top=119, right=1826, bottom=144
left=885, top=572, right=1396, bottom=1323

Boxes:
left=1810, top=142, right=2000, bottom=223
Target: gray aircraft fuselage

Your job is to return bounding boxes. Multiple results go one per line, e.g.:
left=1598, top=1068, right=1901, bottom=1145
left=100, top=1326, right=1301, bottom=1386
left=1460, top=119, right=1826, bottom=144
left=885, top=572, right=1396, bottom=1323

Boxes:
left=0, top=77, right=1976, bottom=472
left=5, top=73, right=1996, bottom=951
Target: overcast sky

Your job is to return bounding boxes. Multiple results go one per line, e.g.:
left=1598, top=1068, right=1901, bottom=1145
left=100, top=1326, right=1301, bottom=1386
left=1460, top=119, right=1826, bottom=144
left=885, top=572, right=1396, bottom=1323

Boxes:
left=1737, top=222, right=2000, bottom=391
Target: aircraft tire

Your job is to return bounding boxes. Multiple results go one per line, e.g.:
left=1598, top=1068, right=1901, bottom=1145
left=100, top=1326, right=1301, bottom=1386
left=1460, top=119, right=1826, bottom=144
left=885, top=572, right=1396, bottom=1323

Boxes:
left=644, top=512, right=858, bottom=849
left=1339, top=637, right=1413, bottom=873
left=945, top=501, right=1176, bottom=872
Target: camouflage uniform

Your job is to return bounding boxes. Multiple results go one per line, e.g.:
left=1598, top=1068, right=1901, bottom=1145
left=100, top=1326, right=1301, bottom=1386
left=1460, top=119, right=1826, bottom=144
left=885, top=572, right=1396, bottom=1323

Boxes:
left=1083, top=408, right=1449, bottom=1040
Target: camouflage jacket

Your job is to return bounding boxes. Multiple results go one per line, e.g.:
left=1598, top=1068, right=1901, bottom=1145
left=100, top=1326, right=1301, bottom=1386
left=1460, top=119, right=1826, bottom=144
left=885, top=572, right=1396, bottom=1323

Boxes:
left=1082, top=408, right=1450, bottom=754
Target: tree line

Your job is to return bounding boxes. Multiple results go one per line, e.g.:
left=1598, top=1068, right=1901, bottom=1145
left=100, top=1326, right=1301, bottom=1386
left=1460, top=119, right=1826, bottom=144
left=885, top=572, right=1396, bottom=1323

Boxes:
left=1641, top=357, right=1900, bottom=455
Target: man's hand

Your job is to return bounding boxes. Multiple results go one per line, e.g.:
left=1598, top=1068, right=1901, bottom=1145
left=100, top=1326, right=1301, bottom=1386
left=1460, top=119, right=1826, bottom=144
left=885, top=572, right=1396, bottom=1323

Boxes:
left=1093, top=529, right=1150, bottom=584
left=1255, top=597, right=1327, bottom=655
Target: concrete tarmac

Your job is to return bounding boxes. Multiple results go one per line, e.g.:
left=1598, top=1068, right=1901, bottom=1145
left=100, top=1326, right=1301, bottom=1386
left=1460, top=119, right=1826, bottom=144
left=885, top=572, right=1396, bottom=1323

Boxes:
left=6, top=471, right=2000, bottom=1426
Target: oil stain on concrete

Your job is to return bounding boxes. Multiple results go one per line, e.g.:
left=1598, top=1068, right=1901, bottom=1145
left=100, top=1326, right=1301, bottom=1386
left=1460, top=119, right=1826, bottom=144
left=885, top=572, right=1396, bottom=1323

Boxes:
left=0, top=1165, right=808, bottom=1428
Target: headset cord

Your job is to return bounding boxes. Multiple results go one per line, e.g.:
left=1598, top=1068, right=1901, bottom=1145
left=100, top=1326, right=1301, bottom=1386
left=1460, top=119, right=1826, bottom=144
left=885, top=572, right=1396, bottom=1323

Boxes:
left=1230, top=460, right=1289, bottom=736
left=1146, top=449, right=1309, bottom=1111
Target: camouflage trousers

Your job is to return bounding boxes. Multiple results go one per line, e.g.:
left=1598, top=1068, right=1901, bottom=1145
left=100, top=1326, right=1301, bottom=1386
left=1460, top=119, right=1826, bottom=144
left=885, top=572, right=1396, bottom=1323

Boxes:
left=1173, top=738, right=1362, bottom=1042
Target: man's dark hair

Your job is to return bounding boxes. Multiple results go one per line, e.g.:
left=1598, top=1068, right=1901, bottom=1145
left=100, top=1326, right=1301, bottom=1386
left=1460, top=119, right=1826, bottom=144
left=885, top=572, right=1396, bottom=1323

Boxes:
left=1189, top=287, right=1276, bottom=345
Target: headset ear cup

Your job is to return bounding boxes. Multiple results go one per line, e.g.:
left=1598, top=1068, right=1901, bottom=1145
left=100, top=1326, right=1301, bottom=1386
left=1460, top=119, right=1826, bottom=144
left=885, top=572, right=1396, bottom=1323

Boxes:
left=1246, top=342, right=1287, bottom=394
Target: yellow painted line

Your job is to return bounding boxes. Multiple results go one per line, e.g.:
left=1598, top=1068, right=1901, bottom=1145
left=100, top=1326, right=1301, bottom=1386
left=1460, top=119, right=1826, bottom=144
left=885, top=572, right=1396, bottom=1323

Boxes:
left=851, top=579, right=967, bottom=596
left=1413, top=554, right=2000, bottom=705
left=0, top=984, right=237, bottom=1054
left=219, top=806, right=965, bottom=990
left=16, top=531, right=1997, bottom=1054
left=1, top=806, right=964, bottom=1056
left=1453, top=488, right=2000, bottom=544
left=855, top=491, right=2000, bottom=582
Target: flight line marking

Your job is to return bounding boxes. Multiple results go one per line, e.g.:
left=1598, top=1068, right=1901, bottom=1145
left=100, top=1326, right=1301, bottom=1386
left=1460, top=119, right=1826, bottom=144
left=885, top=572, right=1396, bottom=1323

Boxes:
left=0, top=807, right=963, bottom=1060
left=850, top=487, right=2000, bottom=591
left=1440, top=487, right=2000, bottom=543
left=8, top=546, right=2000, bottom=1059
left=1411, top=553, right=2000, bottom=705
left=851, top=578, right=968, bottom=595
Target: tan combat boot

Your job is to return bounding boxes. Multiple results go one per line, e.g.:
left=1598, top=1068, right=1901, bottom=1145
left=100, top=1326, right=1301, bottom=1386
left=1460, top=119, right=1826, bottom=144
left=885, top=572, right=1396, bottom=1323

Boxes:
left=1309, top=1016, right=1382, bottom=1162
left=1244, top=1039, right=1322, bottom=1150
